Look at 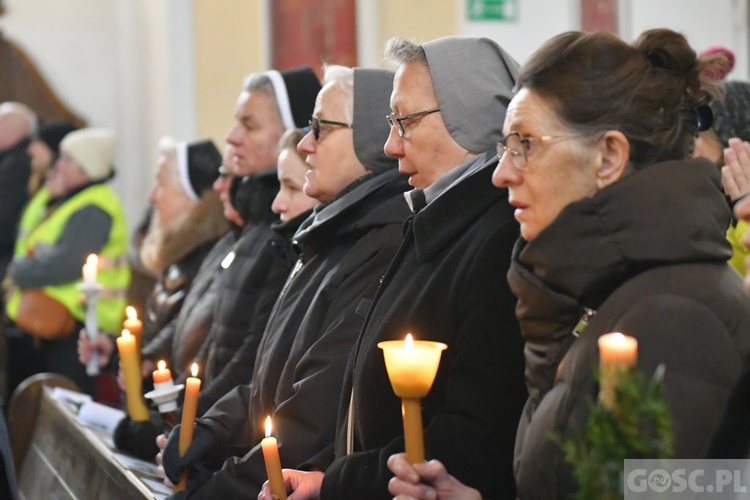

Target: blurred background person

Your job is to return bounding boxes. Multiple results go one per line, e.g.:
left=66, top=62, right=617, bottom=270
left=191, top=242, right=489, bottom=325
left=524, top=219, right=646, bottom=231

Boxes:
left=79, top=137, right=227, bottom=387
left=26, top=120, right=78, bottom=196
left=0, top=102, right=37, bottom=285
left=694, top=76, right=750, bottom=275
left=4, top=128, right=130, bottom=398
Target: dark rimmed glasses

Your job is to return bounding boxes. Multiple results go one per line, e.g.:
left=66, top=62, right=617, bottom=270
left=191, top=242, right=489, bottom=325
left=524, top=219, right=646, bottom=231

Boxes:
left=386, top=108, right=441, bottom=137
left=309, top=117, right=351, bottom=141
left=496, top=132, right=584, bottom=172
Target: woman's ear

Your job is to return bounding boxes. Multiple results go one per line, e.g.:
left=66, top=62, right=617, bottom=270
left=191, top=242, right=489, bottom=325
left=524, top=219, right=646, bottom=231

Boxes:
left=595, top=130, right=630, bottom=189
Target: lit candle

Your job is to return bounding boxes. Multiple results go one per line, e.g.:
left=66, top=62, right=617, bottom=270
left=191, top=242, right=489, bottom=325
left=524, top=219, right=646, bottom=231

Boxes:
left=144, top=360, right=182, bottom=435
left=115, top=329, right=150, bottom=421
left=123, top=306, right=143, bottom=351
left=378, top=334, right=447, bottom=464
left=174, top=363, right=202, bottom=492
left=261, top=416, right=287, bottom=500
left=597, top=332, right=638, bottom=410
left=82, top=254, right=98, bottom=286
left=152, top=359, right=173, bottom=386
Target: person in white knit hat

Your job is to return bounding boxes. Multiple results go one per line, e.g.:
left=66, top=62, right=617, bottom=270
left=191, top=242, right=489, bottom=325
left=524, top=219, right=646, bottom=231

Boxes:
left=4, top=127, right=131, bottom=398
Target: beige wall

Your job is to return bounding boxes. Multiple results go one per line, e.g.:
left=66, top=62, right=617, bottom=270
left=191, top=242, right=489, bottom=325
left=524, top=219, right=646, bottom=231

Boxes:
left=192, top=0, right=460, bottom=146
left=378, top=0, right=460, bottom=47
left=194, top=0, right=266, bottom=147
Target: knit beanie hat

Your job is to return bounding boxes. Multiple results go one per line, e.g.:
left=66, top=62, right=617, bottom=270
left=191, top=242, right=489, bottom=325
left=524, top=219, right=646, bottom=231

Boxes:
left=352, top=68, right=398, bottom=175
left=176, top=139, right=222, bottom=201
left=37, top=120, right=78, bottom=160
left=423, top=36, right=519, bottom=152
left=265, top=67, right=322, bottom=130
left=711, top=80, right=750, bottom=147
left=60, top=128, right=116, bottom=181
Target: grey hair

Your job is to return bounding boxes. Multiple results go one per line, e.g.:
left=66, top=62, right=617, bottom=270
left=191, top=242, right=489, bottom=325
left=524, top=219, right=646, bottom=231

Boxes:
left=241, top=72, right=284, bottom=126
left=384, top=37, right=428, bottom=68
left=322, top=64, right=354, bottom=123
left=0, top=101, right=38, bottom=135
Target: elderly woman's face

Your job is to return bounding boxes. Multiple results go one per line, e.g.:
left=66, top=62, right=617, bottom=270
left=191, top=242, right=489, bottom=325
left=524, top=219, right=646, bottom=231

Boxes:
left=148, top=154, right=193, bottom=229
left=297, top=83, right=366, bottom=204
left=492, top=88, right=600, bottom=240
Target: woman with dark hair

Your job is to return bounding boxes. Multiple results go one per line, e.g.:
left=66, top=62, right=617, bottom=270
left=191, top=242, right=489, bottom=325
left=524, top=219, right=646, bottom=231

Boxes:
left=387, top=28, right=750, bottom=500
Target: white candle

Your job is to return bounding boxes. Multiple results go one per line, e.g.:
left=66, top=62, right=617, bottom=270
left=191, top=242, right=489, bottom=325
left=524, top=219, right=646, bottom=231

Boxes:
left=82, top=254, right=98, bottom=286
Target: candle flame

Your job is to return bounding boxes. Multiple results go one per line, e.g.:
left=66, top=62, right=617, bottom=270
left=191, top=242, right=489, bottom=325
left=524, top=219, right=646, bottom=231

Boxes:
left=126, top=306, right=137, bottom=320
left=191, top=362, right=199, bottom=377
left=265, top=415, right=272, bottom=438
left=86, top=254, right=98, bottom=267
left=157, top=359, right=166, bottom=371
left=405, top=333, right=414, bottom=349
left=122, top=328, right=131, bottom=338
left=610, top=332, right=628, bottom=344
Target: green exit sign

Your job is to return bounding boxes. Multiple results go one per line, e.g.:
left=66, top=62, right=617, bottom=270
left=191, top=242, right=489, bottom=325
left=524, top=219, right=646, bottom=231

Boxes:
left=467, top=0, right=519, bottom=21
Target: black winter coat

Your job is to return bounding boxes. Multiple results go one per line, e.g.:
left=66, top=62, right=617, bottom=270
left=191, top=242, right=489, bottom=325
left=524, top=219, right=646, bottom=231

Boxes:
left=192, top=169, right=410, bottom=498
left=141, top=230, right=236, bottom=380
left=195, top=221, right=289, bottom=414
left=320, top=157, right=527, bottom=500
left=0, top=138, right=31, bottom=280
left=509, top=159, right=750, bottom=499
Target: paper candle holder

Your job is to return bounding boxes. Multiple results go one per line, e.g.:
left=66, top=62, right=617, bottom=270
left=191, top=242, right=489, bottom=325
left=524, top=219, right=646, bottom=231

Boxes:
left=378, top=335, right=447, bottom=464
left=378, top=338, right=447, bottom=398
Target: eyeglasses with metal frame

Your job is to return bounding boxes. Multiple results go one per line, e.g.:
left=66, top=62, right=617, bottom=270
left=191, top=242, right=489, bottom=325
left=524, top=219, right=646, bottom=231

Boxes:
left=386, top=108, right=441, bottom=137
left=309, top=117, right=351, bottom=141
left=496, top=132, right=584, bottom=171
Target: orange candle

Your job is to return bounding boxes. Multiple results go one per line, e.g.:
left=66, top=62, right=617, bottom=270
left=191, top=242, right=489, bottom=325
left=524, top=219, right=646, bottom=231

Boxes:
left=152, top=359, right=173, bottom=385
left=82, top=254, right=98, bottom=286
left=261, top=416, right=287, bottom=500
left=116, top=329, right=150, bottom=421
left=378, top=334, right=447, bottom=464
left=123, top=306, right=143, bottom=351
left=597, top=332, right=638, bottom=410
left=174, top=363, right=201, bottom=492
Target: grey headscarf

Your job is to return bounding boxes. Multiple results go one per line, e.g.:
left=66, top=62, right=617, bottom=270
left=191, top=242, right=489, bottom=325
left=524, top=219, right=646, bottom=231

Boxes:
left=352, top=68, right=398, bottom=175
left=423, top=36, right=519, bottom=153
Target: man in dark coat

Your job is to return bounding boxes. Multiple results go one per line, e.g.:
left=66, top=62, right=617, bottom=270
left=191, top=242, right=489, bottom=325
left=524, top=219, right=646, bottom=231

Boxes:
left=0, top=102, right=36, bottom=283
left=161, top=66, right=410, bottom=499
left=266, top=36, right=527, bottom=500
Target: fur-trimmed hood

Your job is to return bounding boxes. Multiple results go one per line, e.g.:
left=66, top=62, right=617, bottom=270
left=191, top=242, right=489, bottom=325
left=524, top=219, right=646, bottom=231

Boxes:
left=140, top=190, right=229, bottom=274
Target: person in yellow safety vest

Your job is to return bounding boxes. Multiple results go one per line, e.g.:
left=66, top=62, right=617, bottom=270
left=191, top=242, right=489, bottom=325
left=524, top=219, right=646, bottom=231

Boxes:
left=4, top=127, right=130, bottom=399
